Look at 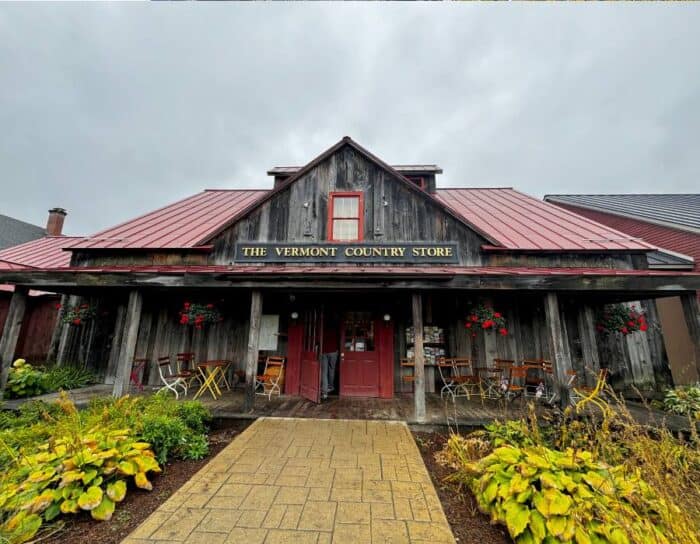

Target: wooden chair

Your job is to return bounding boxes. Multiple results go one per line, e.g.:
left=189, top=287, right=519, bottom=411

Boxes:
left=175, top=352, right=198, bottom=387
left=255, top=356, right=285, bottom=400
left=493, top=358, right=515, bottom=372
left=156, top=356, right=189, bottom=399
left=446, top=358, right=481, bottom=400
left=129, top=358, right=149, bottom=392
left=400, top=358, right=415, bottom=392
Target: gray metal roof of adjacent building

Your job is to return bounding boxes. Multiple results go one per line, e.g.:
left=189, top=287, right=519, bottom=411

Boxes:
left=0, top=214, right=46, bottom=250
left=543, top=194, right=700, bottom=233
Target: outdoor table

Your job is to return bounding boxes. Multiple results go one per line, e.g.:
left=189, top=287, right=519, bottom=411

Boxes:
left=193, top=360, right=231, bottom=400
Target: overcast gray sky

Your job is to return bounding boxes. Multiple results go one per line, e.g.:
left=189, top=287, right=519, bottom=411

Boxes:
left=1, top=4, right=699, bottom=236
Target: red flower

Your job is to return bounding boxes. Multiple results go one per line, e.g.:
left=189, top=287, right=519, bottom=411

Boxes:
left=55, top=304, right=62, bottom=310
left=470, top=315, right=478, bottom=322
left=206, top=304, right=214, bottom=309
left=180, top=315, right=189, bottom=324
left=639, top=323, right=648, bottom=332
left=183, top=302, right=191, bottom=309
left=471, top=333, right=477, bottom=338
left=499, top=328, right=508, bottom=336
left=620, top=326, right=628, bottom=335
left=465, top=323, right=472, bottom=329
left=627, top=321, right=635, bottom=327
left=482, top=320, right=494, bottom=329
left=493, top=312, right=502, bottom=319
left=73, top=318, right=81, bottom=325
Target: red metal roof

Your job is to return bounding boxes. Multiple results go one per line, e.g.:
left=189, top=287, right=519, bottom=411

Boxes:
left=72, top=190, right=267, bottom=250
left=433, top=189, right=655, bottom=252
left=0, top=236, right=82, bottom=269
left=30, top=264, right=699, bottom=277
left=551, top=203, right=700, bottom=273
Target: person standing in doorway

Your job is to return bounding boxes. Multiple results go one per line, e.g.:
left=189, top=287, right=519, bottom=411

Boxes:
left=321, top=314, right=339, bottom=400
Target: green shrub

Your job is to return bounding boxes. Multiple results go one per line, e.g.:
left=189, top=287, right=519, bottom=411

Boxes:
left=663, top=384, right=700, bottom=419
left=4, top=360, right=48, bottom=399
left=140, top=415, right=190, bottom=464
left=177, top=401, right=211, bottom=434
left=460, top=442, right=676, bottom=544
left=180, top=431, right=209, bottom=461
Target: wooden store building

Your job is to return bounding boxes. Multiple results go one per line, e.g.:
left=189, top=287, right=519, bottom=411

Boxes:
left=1, top=137, right=699, bottom=420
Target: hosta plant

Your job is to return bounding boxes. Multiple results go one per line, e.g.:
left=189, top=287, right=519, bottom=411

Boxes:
left=663, top=384, right=700, bottom=419
left=0, top=426, right=160, bottom=543
left=4, top=360, right=48, bottom=399
left=460, top=443, right=676, bottom=544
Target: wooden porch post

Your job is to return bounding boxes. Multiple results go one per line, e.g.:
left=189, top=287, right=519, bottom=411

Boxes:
left=0, top=287, right=28, bottom=391
left=45, top=294, right=68, bottom=365
left=680, top=293, right=700, bottom=379
left=577, top=304, right=601, bottom=380
left=105, top=304, right=127, bottom=385
left=112, top=291, right=143, bottom=397
left=244, top=290, right=263, bottom=412
left=544, top=293, right=574, bottom=407
left=412, top=293, right=426, bottom=423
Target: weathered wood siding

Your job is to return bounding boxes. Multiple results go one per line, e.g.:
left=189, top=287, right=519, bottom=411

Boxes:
left=210, top=145, right=488, bottom=266
left=15, top=296, right=61, bottom=362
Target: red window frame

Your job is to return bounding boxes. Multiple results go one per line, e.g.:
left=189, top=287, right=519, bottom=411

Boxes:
left=327, top=191, right=364, bottom=242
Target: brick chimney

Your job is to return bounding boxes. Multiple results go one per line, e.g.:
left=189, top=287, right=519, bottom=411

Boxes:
left=46, top=208, right=67, bottom=236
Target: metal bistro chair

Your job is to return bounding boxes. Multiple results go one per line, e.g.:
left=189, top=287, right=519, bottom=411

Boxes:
left=129, top=358, right=149, bottom=392
left=477, top=367, right=504, bottom=400
left=503, top=366, right=529, bottom=405
left=523, top=358, right=554, bottom=403
left=568, top=368, right=609, bottom=406
left=156, top=356, right=190, bottom=399
left=437, top=358, right=459, bottom=400
left=449, top=358, right=481, bottom=400
left=255, top=356, right=286, bottom=400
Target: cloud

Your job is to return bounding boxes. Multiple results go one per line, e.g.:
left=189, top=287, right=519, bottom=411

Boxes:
left=0, top=4, right=698, bottom=235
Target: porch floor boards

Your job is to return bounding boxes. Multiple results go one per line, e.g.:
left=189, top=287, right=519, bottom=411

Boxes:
left=191, top=391, right=531, bottom=426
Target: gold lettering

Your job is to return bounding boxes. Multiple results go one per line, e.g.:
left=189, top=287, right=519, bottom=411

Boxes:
left=330, top=247, right=337, bottom=257
left=275, top=247, right=283, bottom=256
left=344, top=247, right=354, bottom=257
left=445, top=247, right=453, bottom=257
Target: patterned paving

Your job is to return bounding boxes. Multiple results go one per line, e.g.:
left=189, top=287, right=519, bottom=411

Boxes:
left=123, top=417, right=455, bottom=544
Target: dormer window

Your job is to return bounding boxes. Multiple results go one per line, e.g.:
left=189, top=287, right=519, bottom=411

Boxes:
left=328, top=192, right=363, bottom=241
left=406, top=176, right=427, bottom=191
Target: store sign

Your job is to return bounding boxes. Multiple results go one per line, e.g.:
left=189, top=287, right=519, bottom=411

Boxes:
left=234, top=243, right=459, bottom=264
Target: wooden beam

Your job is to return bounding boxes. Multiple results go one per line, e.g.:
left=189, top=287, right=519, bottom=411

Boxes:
left=0, top=288, right=28, bottom=391
left=104, top=304, right=126, bottom=385
left=412, top=293, right=426, bottom=422
left=1, top=270, right=699, bottom=293
left=680, top=293, right=700, bottom=380
left=45, top=294, right=68, bottom=364
left=244, top=290, right=263, bottom=412
left=544, top=293, right=574, bottom=407
left=112, top=291, right=143, bottom=397
left=577, top=304, right=601, bottom=382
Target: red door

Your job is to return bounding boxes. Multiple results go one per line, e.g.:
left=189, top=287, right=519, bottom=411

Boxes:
left=340, top=312, right=381, bottom=397
left=299, top=308, right=323, bottom=403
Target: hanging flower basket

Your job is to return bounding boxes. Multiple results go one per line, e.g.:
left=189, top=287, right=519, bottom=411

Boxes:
left=464, top=305, right=508, bottom=338
left=59, top=303, right=96, bottom=326
left=596, top=304, right=648, bottom=336
left=178, top=302, right=223, bottom=330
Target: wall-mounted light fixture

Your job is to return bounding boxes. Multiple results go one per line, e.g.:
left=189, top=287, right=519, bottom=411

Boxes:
left=302, top=201, right=310, bottom=208
left=383, top=314, right=391, bottom=322
left=290, top=311, right=299, bottom=320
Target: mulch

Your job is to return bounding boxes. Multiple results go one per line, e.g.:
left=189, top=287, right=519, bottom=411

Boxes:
left=40, top=420, right=251, bottom=544
left=413, top=430, right=510, bottom=544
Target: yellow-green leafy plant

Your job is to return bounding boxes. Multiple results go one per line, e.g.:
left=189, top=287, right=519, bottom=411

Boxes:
left=0, top=396, right=161, bottom=544
left=459, top=443, right=682, bottom=544
left=4, top=359, right=48, bottom=399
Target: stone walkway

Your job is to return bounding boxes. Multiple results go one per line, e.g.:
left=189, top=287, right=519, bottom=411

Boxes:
left=123, top=417, right=455, bottom=544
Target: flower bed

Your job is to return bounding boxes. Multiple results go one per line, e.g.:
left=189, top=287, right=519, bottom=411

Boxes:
left=0, top=393, right=211, bottom=543
left=436, top=389, right=700, bottom=543
left=4, top=359, right=95, bottom=399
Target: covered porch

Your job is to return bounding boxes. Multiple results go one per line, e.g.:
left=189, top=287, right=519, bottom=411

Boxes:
left=1, top=266, right=698, bottom=423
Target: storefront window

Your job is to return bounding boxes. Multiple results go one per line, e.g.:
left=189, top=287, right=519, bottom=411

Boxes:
left=328, top=192, right=363, bottom=241
left=343, top=312, right=375, bottom=352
